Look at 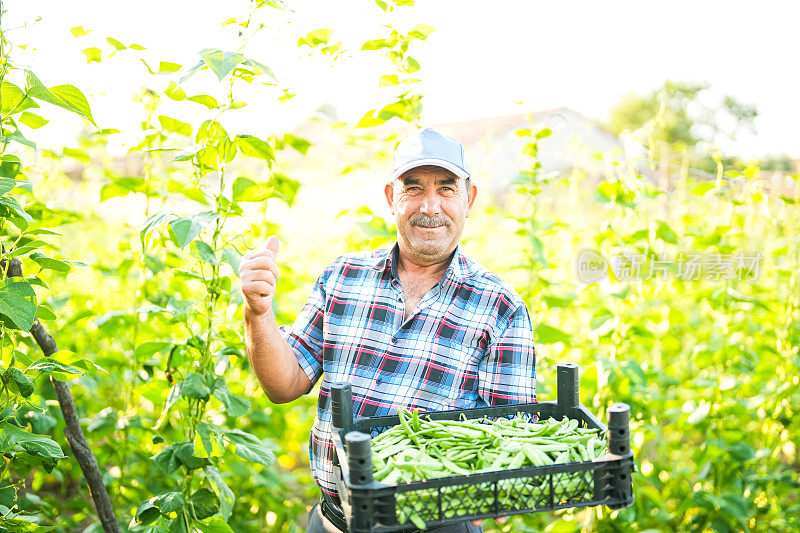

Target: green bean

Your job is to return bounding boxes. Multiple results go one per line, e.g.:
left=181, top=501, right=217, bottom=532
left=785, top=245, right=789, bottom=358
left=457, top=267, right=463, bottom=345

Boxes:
left=408, top=513, right=426, bottom=530
left=383, top=467, right=403, bottom=484
left=488, top=450, right=510, bottom=470
left=368, top=410, right=609, bottom=527
left=508, top=450, right=527, bottom=469
left=373, top=460, right=395, bottom=479
left=578, top=443, right=589, bottom=462
left=440, top=455, right=471, bottom=475
left=374, top=440, right=412, bottom=461
left=554, top=450, right=571, bottom=464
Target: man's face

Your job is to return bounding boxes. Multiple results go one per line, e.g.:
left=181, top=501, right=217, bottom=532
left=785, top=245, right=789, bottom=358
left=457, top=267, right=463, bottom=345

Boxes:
left=384, top=166, right=477, bottom=266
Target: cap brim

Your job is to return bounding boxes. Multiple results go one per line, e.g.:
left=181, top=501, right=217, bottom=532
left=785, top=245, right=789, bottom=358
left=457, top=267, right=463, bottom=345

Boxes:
left=390, top=158, right=470, bottom=181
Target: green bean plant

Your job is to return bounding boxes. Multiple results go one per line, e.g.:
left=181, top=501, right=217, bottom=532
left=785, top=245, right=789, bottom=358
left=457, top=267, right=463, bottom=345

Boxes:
left=356, top=0, right=433, bottom=127
left=495, top=115, right=800, bottom=532
left=0, top=11, right=103, bottom=532
left=124, top=9, right=302, bottom=533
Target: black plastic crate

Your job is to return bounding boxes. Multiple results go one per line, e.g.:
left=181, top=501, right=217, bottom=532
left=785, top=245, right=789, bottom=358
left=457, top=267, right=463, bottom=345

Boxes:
left=331, top=363, right=634, bottom=532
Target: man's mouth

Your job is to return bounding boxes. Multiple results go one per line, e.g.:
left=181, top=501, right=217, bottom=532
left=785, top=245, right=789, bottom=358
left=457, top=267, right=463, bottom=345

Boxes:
left=410, top=216, right=450, bottom=228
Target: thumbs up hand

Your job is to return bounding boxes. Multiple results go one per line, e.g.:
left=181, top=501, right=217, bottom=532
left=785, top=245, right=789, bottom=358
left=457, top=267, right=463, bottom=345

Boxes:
left=239, top=235, right=281, bottom=317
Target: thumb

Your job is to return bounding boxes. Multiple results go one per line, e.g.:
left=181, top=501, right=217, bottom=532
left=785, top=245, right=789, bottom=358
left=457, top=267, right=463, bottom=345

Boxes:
left=265, top=235, right=280, bottom=256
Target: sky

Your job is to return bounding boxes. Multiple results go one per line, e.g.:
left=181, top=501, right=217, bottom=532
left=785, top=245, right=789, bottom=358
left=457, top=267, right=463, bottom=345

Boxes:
left=4, top=0, right=800, bottom=159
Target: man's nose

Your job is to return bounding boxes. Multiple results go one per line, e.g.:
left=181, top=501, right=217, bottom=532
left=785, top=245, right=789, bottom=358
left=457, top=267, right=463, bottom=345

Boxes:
left=419, top=191, right=442, bottom=215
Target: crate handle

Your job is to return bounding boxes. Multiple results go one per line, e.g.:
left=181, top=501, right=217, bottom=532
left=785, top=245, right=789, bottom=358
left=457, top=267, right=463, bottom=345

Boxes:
left=331, top=382, right=354, bottom=433
left=608, top=403, right=630, bottom=456
left=345, top=431, right=375, bottom=531
left=607, top=402, right=634, bottom=508
left=556, top=362, right=580, bottom=413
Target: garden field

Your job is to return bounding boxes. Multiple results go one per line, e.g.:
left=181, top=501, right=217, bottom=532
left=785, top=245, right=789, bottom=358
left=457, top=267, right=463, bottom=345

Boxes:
left=0, top=1, right=798, bottom=532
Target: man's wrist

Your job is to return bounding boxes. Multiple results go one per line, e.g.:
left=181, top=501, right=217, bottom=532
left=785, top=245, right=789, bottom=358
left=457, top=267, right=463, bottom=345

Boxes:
left=244, top=304, right=277, bottom=324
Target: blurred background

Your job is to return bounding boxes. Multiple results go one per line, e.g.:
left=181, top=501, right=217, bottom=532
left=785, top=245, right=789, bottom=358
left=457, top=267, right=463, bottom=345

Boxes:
left=0, top=0, right=797, bottom=531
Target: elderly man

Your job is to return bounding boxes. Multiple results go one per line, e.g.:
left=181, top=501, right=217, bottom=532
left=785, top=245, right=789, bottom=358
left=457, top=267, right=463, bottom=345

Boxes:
left=239, top=128, right=537, bottom=532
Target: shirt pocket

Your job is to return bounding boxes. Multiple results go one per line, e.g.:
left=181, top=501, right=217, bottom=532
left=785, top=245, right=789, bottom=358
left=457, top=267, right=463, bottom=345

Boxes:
left=428, top=315, right=485, bottom=367
left=410, top=321, right=485, bottom=408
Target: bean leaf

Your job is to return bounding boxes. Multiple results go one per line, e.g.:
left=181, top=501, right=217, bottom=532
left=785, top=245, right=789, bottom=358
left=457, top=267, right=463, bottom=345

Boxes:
left=0, top=278, right=37, bottom=331
left=234, top=135, right=274, bottom=165
left=153, top=442, right=210, bottom=475
left=232, top=177, right=271, bottom=203
left=140, top=211, right=174, bottom=251
left=4, top=367, right=34, bottom=397
left=169, top=211, right=220, bottom=249
left=0, top=196, right=34, bottom=223
left=534, top=323, right=570, bottom=344
left=135, top=499, right=160, bottom=526
left=191, top=240, right=219, bottom=265
left=159, top=115, right=192, bottom=136
left=26, top=358, right=85, bottom=381
left=211, top=377, right=250, bottom=417
left=154, top=491, right=187, bottom=513
left=204, top=466, right=234, bottom=520
left=223, top=429, right=274, bottom=466
left=0, top=81, right=39, bottom=115
left=196, top=518, right=235, bottom=533
left=0, top=422, right=66, bottom=460
left=189, top=488, right=220, bottom=520
left=181, top=372, right=210, bottom=401
left=134, top=341, right=172, bottom=362
left=199, top=49, right=244, bottom=81
left=29, top=252, right=71, bottom=273
left=25, top=71, right=96, bottom=126
left=18, top=111, right=49, bottom=129
left=0, top=177, right=15, bottom=196
left=187, top=94, right=219, bottom=109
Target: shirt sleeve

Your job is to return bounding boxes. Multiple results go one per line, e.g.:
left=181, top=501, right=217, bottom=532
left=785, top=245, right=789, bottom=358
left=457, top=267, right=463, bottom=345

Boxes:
left=477, top=305, right=537, bottom=406
left=279, top=268, right=330, bottom=386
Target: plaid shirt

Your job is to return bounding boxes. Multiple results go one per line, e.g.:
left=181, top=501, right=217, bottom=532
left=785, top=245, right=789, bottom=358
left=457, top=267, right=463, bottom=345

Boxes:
left=281, top=243, right=537, bottom=500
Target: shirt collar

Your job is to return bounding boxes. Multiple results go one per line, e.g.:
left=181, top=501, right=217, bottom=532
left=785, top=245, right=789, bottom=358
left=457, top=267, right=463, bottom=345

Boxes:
left=371, top=242, right=470, bottom=282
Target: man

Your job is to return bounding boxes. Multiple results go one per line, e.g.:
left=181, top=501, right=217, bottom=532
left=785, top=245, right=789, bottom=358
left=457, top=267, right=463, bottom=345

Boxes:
left=239, top=128, right=537, bottom=532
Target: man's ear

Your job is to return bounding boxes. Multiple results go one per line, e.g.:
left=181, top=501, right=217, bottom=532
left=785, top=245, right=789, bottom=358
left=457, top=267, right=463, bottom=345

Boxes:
left=384, top=182, right=395, bottom=214
left=465, top=183, right=478, bottom=217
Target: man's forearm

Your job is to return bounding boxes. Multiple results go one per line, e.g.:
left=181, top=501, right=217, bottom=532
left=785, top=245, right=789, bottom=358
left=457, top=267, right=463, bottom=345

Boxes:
left=244, top=309, right=312, bottom=403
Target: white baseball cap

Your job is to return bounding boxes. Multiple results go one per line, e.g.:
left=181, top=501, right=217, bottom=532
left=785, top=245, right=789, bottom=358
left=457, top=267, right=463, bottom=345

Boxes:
left=390, top=127, right=471, bottom=181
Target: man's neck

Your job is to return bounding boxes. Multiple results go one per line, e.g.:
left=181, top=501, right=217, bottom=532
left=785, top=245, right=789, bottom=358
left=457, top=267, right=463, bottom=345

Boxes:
left=395, top=246, right=455, bottom=279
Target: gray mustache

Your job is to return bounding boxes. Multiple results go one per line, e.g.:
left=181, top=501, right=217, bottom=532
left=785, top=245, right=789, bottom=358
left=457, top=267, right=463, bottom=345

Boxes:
left=411, top=215, right=451, bottom=228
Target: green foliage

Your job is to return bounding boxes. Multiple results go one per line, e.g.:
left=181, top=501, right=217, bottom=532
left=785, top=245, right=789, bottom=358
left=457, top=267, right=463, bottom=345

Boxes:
left=180, top=49, right=276, bottom=85
left=605, top=80, right=759, bottom=173
left=606, top=80, right=757, bottom=150
left=24, top=71, right=96, bottom=126
left=486, top=118, right=800, bottom=533
left=297, top=29, right=342, bottom=58
left=0, top=278, right=36, bottom=330
left=357, top=17, right=433, bottom=127
left=72, top=3, right=315, bottom=530
left=0, top=15, right=102, bottom=532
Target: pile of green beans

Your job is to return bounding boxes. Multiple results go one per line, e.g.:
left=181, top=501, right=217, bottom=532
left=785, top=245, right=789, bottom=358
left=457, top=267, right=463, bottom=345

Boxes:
left=369, top=410, right=606, bottom=528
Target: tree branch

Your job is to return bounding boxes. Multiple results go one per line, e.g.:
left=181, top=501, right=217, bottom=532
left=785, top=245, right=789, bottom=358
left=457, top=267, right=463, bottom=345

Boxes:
left=7, top=258, right=121, bottom=533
